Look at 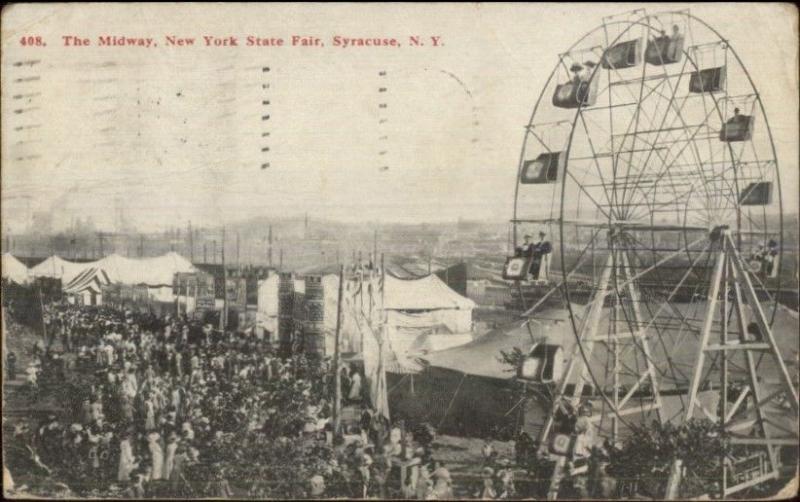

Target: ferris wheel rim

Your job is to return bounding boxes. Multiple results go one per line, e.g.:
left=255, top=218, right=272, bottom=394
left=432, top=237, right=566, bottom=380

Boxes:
left=505, top=10, right=788, bottom=435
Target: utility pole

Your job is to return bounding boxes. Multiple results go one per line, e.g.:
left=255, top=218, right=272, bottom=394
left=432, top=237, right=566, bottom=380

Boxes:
left=98, top=232, right=105, bottom=258
left=236, top=232, right=240, bottom=268
left=373, top=228, right=378, bottom=264
left=188, top=220, right=194, bottom=262
left=333, top=264, right=345, bottom=434
left=220, top=227, right=227, bottom=331
left=268, top=225, right=273, bottom=267
left=279, top=248, right=283, bottom=270
left=203, top=243, right=207, bottom=264
left=212, top=240, right=217, bottom=264
left=139, top=234, right=144, bottom=257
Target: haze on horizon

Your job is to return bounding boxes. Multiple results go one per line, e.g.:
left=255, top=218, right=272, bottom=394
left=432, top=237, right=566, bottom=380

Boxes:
left=2, top=3, right=797, bottom=233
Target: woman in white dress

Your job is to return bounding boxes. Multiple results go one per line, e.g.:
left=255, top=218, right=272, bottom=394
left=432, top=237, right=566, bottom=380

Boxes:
left=163, top=432, right=179, bottom=480
left=148, top=432, right=164, bottom=481
left=348, top=369, right=362, bottom=402
left=144, top=395, right=157, bottom=431
left=117, top=432, right=136, bottom=482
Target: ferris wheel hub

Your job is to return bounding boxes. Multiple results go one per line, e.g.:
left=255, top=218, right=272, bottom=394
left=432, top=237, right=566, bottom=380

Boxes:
left=709, top=224, right=730, bottom=242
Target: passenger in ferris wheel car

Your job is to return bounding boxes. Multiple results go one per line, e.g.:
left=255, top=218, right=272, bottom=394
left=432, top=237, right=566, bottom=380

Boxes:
left=530, top=232, right=552, bottom=280
left=515, top=234, right=536, bottom=258
left=720, top=107, right=755, bottom=142
left=553, top=62, right=598, bottom=108
left=646, top=25, right=684, bottom=66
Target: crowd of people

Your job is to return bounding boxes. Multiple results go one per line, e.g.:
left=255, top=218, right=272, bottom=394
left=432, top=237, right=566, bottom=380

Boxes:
left=5, top=302, right=464, bottom=499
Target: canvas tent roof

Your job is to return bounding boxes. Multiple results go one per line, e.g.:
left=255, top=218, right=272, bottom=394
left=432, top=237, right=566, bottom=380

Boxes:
left=384, top=273, right=475, bottom=311
left=98, top=252, right=196, bottom=286
left=30, top=255, right=88, bottom=283
left=2, top=253, right=30, bottom=284
left=63, top=267, right=112, bottom=294
left=422, top=305, right=576, bottom=380
left=29, top=252, right=196, bottom=287
left=424, top=301, right=800, bottom=386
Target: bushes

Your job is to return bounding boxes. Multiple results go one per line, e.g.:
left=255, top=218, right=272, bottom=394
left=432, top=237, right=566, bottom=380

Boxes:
left=606, top=418, right=729, bottom=498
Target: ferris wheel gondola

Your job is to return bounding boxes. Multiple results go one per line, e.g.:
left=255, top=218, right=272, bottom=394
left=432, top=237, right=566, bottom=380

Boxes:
left=508, top=9, right=797, bottom=500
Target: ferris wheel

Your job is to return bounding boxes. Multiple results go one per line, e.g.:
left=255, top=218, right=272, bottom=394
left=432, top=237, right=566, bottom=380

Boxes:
left=509, top=9, right=798, bottom=499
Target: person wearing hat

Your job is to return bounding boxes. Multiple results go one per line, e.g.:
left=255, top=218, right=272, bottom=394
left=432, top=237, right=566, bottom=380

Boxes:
left=118, top=428, right=137, bottom=482
left=163, top=431, right=179, bottom=480
left=309, top=473, right=326, bottom=498
left=482, top=440, right=497, bottom=466
left=414, top=461, right=433, bottom=500
left=570, top=62, right=584, bottom=87
left=125, top=467, right=147, bottom=498
left=6, top=350, right=17, bottom=380
left=497, top=459, right=516, bottom=499
left=431, top=461, right=454, bottom=500
left=516, top=234, right=536, bottom=259
left=478, top=466, right=497, bottom=499
left=147, top=431, right=164, bottom=481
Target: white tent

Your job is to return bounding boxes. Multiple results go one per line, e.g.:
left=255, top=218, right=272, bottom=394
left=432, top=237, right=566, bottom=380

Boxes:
left=63, top=267, right=111, bottom=294
left=383, top=273, right=476, bottom=312
left=29, top=252, right=196, bottom=288
left=2, top=253, right=30, bottom=284
left=63, top=267, right=112, bottom=305
left=321, top=271, right=477, bottom=357
left=383, top=273, right=475, bottom=332
left=30, top=255, right=89, bottom=283
left=97, top=252, right=195, bottom=287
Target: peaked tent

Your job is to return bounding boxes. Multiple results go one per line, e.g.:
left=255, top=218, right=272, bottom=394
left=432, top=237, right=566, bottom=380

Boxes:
left=63, top=267, right=112, bottom=305
left=29, top=252, right=196, bottom=288
left=98, top=252, right=196, bottom=287
left=423, top=306, right=575, bottom=380
left=386, top=306, right=578, bottom=439
left=2, top=253, right=30, bottom=284
left=63, top=267, right=112, bottom=294
left=383, top=273, right=475, bottom=311
left=381, top=273, right=476, bottom=360
left=30, top=255, right=90, bottom=283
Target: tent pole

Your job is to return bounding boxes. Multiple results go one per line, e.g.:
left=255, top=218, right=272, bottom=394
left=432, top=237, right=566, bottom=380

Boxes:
left=333, top=264, right=344, bottom=435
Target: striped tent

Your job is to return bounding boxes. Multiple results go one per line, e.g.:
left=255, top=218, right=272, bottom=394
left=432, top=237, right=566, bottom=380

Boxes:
left=63, top=267, right=111, bottom=295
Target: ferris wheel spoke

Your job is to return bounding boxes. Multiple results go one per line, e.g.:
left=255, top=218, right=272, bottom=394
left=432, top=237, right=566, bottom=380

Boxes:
left=616, top=242, right=696, bottom=385
left=625, top=231, right=712, bottom=337
left=565, top=170, right=613, bottom=221
left=620, top=60, right=693, bottom=212
left=618, top=29, right=661, bottom=218
left=633, top=105, right=722, bottom=216
left=575, top=112, right=616, bottom=211
left=629, top=160, right=738, bottom=222
left=621, top=58, right=699, bottom=211
left=650, top=117, right=718, bottom=216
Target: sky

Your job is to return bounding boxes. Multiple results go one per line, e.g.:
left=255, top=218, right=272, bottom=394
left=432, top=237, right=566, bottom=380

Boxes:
left=1, top=3, right=797, bottom=232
